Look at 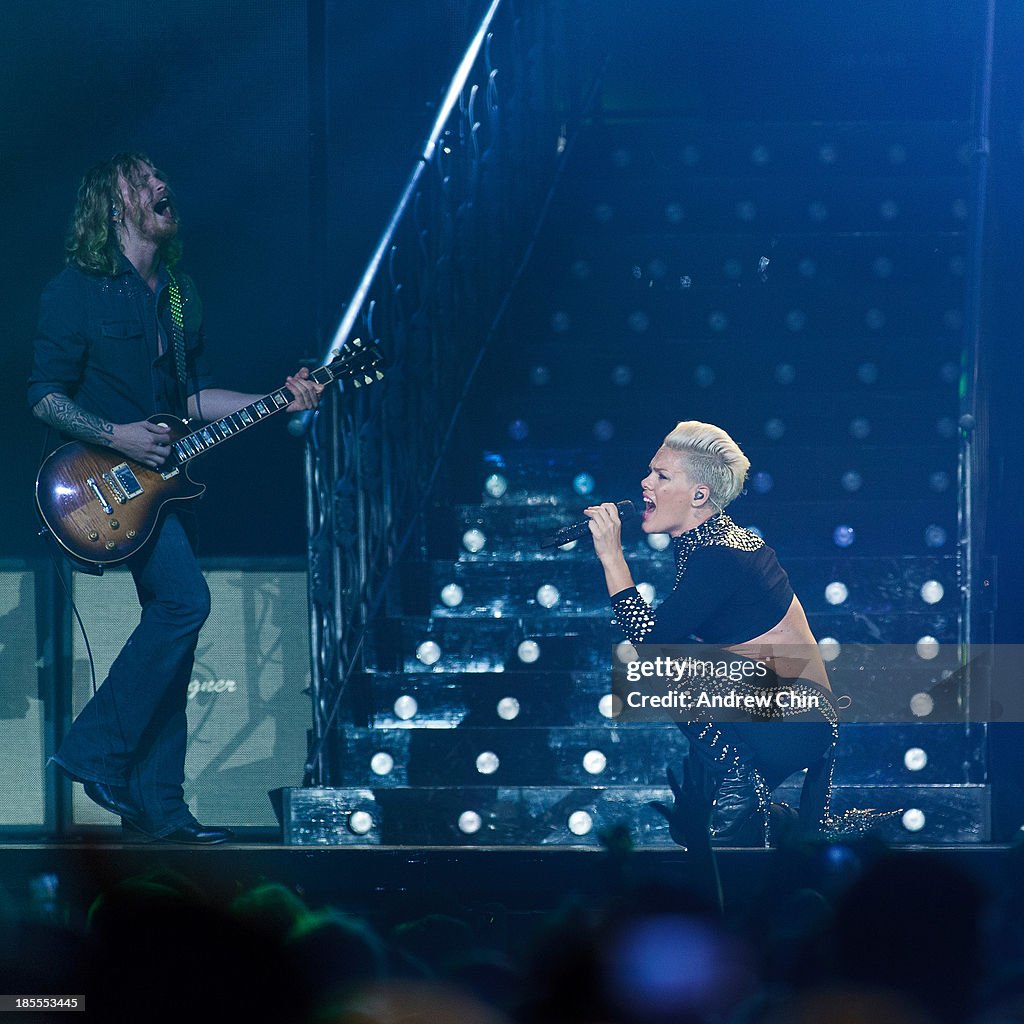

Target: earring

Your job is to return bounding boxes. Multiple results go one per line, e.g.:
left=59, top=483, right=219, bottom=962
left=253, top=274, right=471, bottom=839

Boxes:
left=111, top=204, right=120, bottom=221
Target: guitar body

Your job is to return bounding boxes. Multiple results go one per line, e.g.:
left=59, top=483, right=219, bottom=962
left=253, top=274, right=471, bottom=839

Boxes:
left=36, top=415, right=205, bottom=567
left=34, top=338, right=385, bottom=568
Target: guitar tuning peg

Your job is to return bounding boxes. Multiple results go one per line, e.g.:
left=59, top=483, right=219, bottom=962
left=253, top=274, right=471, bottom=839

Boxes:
left=375, top=370, right=384, bottom=380
left=352, top=337, right=362, bottom=347
left=351, top=378, right=362, bottom=388
left=363, top=374, right=373, bottom=384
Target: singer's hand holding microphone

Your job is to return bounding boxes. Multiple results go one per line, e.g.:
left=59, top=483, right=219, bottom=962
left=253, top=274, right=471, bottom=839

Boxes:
left=539, top=499, right=636, bottom=558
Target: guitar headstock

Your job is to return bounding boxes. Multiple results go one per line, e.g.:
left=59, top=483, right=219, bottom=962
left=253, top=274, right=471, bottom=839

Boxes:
left=322, top=338, right=386, bottom=389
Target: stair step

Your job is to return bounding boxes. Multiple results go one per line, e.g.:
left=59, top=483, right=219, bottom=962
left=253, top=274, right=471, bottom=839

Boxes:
left=281, top=783, right=989, bottom=846
left=333, top=721, right=982, bottom=787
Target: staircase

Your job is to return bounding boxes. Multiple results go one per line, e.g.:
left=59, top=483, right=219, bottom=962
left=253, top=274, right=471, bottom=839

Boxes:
left=283, top=4, right=992, bottom=846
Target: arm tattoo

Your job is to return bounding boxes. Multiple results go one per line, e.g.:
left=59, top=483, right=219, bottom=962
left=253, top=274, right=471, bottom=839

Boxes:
left=33, top=393, right=116, bottom=447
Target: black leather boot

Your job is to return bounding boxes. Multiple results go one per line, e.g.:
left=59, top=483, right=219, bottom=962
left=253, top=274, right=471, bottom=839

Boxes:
left=709, top=760, right=772, bottom=847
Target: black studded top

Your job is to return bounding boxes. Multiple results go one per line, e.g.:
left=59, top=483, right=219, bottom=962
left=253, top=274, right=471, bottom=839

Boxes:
left=610, top=512, right=795, bottom=645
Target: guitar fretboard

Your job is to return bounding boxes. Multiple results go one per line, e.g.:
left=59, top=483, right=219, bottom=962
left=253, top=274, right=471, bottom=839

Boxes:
left=172, top=388, right=294, bottom=463
left=171, top=364, right=338, bottom=464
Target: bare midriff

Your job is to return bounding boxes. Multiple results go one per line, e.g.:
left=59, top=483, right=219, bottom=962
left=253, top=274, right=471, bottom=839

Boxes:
left=723, top=595, right=832, bottom=691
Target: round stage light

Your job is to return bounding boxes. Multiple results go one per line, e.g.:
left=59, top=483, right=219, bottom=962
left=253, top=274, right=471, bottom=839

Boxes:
left=798, top=257, right=817, bottom=278
left=818, top=637, right=842, bottom=662
left=872, top=257, right=894, bottom=279
left=530, top=365, right=550, bottom=386
left=647, top=532, right=670, bottom=551
left=628, top=310, right=650, bottom=333
left=808, top=200, right=828, bottom=222
left=864, top=309, right=885, bottom=330
left=496, top=697, right=520, bottom=721
left=348, top=811, right=373, bottom=835
left=833, top=525, right=856, bottom=548
left=904, top=748, right=928, bottom=772
left=615, top=642, right=638, bottom=664
left=841, top=470, right=863, bottom=493
left=915, top=636, right=940, bottom=660
left=416, top=641, right=441, bottom=666
left=785, top=310, right=806, bottom=332
left=568, top=810, right=593, bottom=836
left=664, top=202, right=684, bottom=224
left=929, top=471, right=950, bottom=493
left=599, top=694, right=623, bottom=719
left=593, top=419, right=615, bottom=441
left=879, top=199, right=899, bottom=220
left=583, top=751, right=607, bottom=775
left=536, top=584, right=560, bottom=609
left=611, top=365, right=633, bottom=386
left=775, top=363, right=796, bottom=385
left=736, top=200, right=757, bottom=221
left=902, top=809, right=925, bottom=833
left=818, top=143, right=837, bottom=164
left=694, top=365, right=715, bottom=388
left=440, top=584, right=464, bottom=608
left=476, top=751, right=499, bottom=775
left=507, top=420, right=528, bottom=441
left=849, top=417, right=871, bottom=440
left=370, top=752, right=394, bottom=776
left=924, top=525, right=947, bottom=549
left=458, top=810, right=482, bottom=834
left=920, top=580, right=944, bottom=605
left=857, top=362, right=879, bottom=384
left=517, top=640, right=540, bottom=664
left=462, top=528, right=486, bottom=553
left=573, top=472, right=595, bottom=496
left=636, top=582, right=656, bottom=605
left=752, top=471, right=774, bottom=494
left=764, top=418, right=785, bottom=440
left=708, top=311, right=728, bottom=332
left=394, top=695, right=419, bottom=720
left=557, top=539, right=578, bottom=552
left=551, top=311, right=570, bottom=333
left=910, top=692, right=935, bottom=717
left=751, top=144, right=770, bottom=165
left=825, top=582, right=849, bottom=606
left=484, top=473, right=508, bottom=499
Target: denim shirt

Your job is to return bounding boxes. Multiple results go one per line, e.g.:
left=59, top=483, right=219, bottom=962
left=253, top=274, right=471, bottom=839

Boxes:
left=27, top=255, right=215, bottom=424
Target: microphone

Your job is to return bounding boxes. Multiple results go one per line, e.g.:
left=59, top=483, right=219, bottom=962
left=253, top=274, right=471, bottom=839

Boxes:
left=540, top=499, right=637, bottom=549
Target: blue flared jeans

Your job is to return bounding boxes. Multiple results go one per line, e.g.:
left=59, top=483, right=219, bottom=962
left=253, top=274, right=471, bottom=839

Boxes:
left=54, top=512, right=210, bottom=835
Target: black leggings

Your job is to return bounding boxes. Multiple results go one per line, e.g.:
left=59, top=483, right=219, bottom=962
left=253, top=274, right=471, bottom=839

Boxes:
left=678, top=678, right=838, bottom=830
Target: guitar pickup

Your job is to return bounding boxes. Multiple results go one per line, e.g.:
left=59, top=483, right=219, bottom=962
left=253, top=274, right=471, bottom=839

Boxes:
left=104, top=463, right=144, bottom=501
left=86, top=477, right=114, bottom=514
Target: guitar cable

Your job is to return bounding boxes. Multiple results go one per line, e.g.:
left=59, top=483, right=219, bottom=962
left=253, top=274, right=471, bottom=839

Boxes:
left=36, top=431, right=101, bottom=701
left=41, top=528, right=100, bottom=701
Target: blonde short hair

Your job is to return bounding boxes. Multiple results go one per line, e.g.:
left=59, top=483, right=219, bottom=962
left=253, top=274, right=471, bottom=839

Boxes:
left=662, top=421, right=750, bottom=508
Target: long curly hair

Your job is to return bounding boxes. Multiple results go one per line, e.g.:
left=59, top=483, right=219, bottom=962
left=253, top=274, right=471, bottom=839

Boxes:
left=65, top=152, right=182, bottom=274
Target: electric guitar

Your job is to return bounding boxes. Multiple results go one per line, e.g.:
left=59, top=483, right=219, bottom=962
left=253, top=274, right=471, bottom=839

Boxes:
left=35, top=339, right=384, bottom=568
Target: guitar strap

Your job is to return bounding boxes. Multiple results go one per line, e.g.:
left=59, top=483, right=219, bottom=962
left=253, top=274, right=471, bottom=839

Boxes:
left=166, top=272, right=189, bottom=417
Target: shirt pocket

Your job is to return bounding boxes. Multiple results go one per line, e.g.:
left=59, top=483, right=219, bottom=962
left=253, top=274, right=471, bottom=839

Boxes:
left=98, top=320, right=145, bottom=342
left=91, top=320, right=149, bottom=379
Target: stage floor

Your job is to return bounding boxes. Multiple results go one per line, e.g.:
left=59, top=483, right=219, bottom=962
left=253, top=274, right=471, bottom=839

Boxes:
left=1, top=839, right=1019, bottom=932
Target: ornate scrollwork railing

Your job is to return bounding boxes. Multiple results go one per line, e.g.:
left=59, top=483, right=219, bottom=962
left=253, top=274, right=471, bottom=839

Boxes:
left=301, top=1, right=585, bottom=784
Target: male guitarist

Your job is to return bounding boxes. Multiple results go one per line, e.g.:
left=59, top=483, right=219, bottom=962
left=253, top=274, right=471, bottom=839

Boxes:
left=27, top=153, right=323, bottom=843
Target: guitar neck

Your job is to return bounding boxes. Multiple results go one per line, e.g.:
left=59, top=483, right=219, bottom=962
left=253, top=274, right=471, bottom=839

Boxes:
left=172, top=364, right=333, bottom=464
